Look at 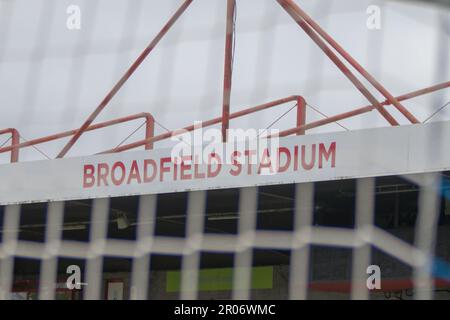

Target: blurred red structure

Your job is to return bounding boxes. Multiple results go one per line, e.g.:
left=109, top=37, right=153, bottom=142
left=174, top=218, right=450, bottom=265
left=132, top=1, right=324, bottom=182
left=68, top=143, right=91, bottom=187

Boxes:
left=0, top=0, right=449, bottom=163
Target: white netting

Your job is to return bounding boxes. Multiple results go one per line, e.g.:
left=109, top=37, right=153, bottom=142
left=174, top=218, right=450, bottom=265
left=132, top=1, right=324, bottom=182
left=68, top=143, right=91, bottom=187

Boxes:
left=0, top=0, right=449, bottom=300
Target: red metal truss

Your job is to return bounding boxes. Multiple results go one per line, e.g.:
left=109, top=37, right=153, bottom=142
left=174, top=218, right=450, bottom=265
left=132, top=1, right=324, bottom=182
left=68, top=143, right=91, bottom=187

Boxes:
left=269, top=81, right=450, bottom=139
left=99, top=95, right=307, bottom=154
left=98, top=81, right=449, bottom=154
left=0, top=1, right=449, bottom=164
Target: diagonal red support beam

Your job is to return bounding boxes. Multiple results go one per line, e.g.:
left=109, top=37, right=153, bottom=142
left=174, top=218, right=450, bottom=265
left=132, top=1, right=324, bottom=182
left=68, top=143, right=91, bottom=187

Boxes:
left=277, top=0, right=399, bottom=126
left=279, top=0, right=420, bottom=124
left=221, top=0, right=236, bottom=142
left=56, top=0, right=194, bottom=159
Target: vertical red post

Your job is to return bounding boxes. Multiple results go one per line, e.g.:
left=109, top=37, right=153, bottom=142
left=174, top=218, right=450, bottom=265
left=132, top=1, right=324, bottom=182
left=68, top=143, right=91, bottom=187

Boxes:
left=296, top=96, right=306, bottom=135
left=11, top=129, right=19, bottom=162
left=221, top=0, right=236, bottom=142
left=145, top=114, right=155, bottom=150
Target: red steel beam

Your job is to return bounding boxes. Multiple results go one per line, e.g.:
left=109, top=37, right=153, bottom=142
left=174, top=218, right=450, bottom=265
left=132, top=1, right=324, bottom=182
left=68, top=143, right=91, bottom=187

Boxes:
left=100, top=80, right=448, bottom=154
left=268, top=81, right=450, bottom=138
left=0, top=113, right=154, bottom=155
left=56, top=0, right=194, bottom=159
left=4, top=81, right=445, bottom=159
left=221, top=0, right=236, bottom=142
left=276, top=0, right=399, bottom=126
left=99, top=95, right=303, bottom=154
left=394, top=80, right=450, bottom=102
left=0, top=128, right=19, bottom=163
left=279, top=0, right=420, bottom=124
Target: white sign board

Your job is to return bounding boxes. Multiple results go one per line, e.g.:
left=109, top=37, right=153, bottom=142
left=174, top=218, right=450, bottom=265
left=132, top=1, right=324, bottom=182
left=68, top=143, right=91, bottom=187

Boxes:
left=0, top=121, right=449, bottom=205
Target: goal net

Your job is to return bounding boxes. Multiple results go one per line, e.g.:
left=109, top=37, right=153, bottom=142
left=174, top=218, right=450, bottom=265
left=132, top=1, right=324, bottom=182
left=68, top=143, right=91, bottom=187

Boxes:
left=0, top=0, right=449, bottom=300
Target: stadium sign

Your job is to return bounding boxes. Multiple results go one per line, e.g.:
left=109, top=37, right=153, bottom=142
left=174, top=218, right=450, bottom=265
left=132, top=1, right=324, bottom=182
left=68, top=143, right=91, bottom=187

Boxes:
left=0, top=121, right=449, bottom=205
left=81, top=142, right=336, bottom=188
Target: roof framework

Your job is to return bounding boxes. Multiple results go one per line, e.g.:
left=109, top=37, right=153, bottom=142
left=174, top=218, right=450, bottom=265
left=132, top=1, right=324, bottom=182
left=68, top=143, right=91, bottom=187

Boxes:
left=0, top=0, right=449, bottom=163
